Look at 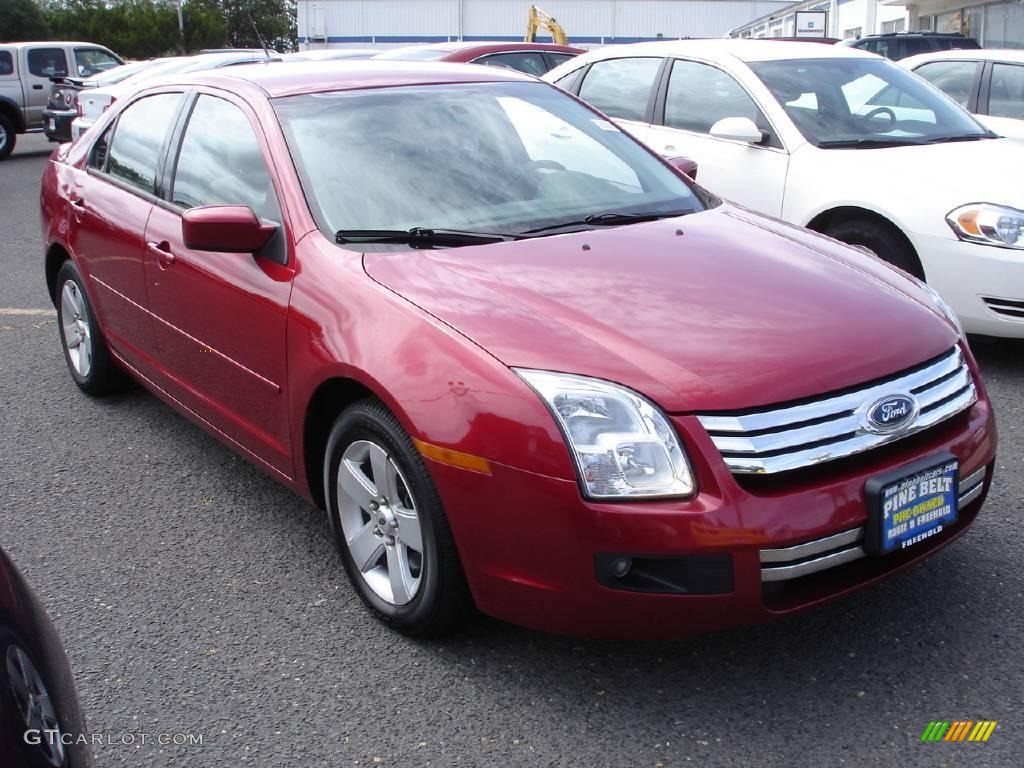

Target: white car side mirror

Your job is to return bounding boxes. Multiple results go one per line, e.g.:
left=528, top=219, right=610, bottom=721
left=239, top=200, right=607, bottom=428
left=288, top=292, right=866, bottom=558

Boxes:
left=709, top=117, right=764, bottom=144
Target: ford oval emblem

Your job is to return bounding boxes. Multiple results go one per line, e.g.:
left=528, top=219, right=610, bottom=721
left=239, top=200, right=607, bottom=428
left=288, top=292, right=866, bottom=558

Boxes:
left=863, top=394, right=919, bottom=433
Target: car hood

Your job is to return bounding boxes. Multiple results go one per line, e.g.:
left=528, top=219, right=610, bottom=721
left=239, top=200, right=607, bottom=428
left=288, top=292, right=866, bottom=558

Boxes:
left=801, top=136, right=1022, bottom=210
left=363, top=205, right=958, bottom=412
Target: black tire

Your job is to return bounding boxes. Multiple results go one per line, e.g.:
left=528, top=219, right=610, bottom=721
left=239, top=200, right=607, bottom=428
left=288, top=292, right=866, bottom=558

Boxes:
left=55, top=260, right=128, bottom=395
left=0, top=628, right=69, bottom=768
left=323, top=399, right=470, bottom=636
left=825, top=217, right=925, bottom=280
left=0, top=113, right=16, bottom=161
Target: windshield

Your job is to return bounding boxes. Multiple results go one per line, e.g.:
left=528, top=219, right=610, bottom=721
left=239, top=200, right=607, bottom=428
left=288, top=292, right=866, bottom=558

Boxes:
left=273, top=81, right=705, bottom=247
left=749, top=57, right=991, bottom=147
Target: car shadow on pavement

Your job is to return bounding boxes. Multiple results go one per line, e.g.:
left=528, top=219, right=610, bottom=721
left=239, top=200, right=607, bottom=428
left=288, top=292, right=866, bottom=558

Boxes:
left=969, top=336, right=1024, bottom=373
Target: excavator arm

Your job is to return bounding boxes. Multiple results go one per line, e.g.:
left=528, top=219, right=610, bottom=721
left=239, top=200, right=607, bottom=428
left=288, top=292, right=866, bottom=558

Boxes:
left=525, top=5, right=569, bottom=46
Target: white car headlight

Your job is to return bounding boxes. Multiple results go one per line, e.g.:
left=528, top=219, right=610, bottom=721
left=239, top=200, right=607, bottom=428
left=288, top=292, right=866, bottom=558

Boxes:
left=515, top=369, right=696, bottom=499
left=947, top=203, right=1024, bottom=250
left=920, top=282, right=963, bottom=336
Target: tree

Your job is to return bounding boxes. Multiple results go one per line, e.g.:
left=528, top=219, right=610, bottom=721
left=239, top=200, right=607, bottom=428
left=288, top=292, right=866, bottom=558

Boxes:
left=183, top=0, right=229, bottom=52
left=0, top=0, right=51, bottom=41
left=221, top=0, right=296, bottom=52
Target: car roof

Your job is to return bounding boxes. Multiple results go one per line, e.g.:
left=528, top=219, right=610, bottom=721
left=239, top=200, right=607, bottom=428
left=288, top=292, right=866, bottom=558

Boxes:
left=382, top=41, right=580, bottom=55
left=171, top=60, right=537, bottom=98
left=902, top=48, right=1024, bottom=68
left=0, top=41, right=112, bottom=49
left=574, top=38, right=876, bottom=64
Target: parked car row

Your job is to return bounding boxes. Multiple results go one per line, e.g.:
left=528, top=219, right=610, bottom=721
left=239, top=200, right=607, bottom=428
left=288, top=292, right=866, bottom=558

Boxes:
left=40, top=53, right=998, bottom=640
left=0, top=40, right=122, bottom=160
left=543, top=40, right=1024, bottom=340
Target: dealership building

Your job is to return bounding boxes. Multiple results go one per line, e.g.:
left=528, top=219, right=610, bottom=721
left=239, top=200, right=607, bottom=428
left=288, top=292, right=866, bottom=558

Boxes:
left=729, top=0, right=1024, bottom=45
left=297, top=0, right=794, bottom=48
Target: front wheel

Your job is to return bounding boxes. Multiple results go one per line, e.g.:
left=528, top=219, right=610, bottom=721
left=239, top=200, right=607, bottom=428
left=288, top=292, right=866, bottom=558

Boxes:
left=0, top=113, right=16, bottom=161
left=825, top=218, right=925, bottom=280
left=323, top=399, right=470, bottom=635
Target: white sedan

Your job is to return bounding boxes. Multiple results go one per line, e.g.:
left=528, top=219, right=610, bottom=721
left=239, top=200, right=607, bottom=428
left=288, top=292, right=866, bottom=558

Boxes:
left=544, top=40, right=1024, bottom=338
left=901, top=48, right=1024, bottom=141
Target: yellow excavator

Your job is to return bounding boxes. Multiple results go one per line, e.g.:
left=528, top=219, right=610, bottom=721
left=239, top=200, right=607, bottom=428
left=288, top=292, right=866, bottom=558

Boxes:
left=525, top=5, right=569, bottom=46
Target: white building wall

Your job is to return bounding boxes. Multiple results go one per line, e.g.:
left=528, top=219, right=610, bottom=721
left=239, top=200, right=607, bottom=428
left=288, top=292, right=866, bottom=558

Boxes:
left=298, top=0, right=794, bottom=48
left=730, top=0, right=907, bottom=38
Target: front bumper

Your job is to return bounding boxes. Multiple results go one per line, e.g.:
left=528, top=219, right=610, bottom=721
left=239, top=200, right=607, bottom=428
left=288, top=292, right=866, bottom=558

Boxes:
left=915, top=232, right=1024, bottom=338
left=42, top=108, right=76, bottom=142
left=426, top=394, right=996, bottom=640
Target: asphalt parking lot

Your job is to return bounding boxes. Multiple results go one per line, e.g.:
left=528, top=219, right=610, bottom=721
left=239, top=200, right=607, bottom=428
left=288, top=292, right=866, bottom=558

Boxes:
left=2, top=133, right=1023, bottom=768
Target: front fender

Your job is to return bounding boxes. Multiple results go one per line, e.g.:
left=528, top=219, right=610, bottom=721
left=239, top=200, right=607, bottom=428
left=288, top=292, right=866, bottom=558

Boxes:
left=286, top=235, right=576, bottom=501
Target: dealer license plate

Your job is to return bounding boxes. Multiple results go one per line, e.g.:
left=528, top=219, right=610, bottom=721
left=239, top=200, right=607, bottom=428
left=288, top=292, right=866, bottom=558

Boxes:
left=865, top=454, right=958, bottom=555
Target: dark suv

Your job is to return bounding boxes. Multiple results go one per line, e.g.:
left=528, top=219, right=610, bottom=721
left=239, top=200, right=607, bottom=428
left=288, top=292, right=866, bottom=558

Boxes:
left=844, top=32, right=980, bottom=61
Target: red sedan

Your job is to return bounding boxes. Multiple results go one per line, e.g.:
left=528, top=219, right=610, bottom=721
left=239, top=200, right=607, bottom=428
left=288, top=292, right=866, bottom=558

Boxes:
left=40, top=61, right=996, bottom=639
left=372, top=41, right=584, bottom=75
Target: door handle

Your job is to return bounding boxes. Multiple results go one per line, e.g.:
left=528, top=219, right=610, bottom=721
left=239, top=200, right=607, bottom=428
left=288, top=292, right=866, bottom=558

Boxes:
left=32, top=84, right=44, bottom=90
left=147, top=241, right=175, bottom=268
left=68, top=194, right=86, bottom=222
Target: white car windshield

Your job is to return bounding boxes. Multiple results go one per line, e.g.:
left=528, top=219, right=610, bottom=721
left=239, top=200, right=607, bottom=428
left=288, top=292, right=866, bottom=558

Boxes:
left=750, top=57, right=992, bottom=148
left=274, top=81, right=706, bottom=247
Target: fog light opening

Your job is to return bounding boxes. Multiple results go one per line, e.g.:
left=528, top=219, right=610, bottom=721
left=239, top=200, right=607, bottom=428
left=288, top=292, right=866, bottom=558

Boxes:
left=610, top=557, right=632, bottom=579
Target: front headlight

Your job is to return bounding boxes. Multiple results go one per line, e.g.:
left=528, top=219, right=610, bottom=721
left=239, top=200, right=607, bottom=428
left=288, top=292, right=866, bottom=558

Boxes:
left=920, top=282, right=963, bottom=336
left=515, top=369, right=696, bottom=499
left=947, top=203, right=1024, bottom=250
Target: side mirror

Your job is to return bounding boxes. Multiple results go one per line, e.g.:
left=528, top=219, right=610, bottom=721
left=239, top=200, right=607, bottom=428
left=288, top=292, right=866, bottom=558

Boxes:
left=708, top=116, right=764, bottom=144
left=181, top=205, right=276, bottom=253
left=666, top=156, right=698, bottom=181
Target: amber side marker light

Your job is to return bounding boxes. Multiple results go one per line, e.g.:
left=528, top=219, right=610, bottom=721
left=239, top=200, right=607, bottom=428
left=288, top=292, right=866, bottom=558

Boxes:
left=413, top=438, right=492, bottom=475
left=956, top=210, right=983, bottom=236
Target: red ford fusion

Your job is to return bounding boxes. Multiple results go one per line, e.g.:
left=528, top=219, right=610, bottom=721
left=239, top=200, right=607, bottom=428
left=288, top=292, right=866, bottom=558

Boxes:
left=40, top=62, right=996, bottom=639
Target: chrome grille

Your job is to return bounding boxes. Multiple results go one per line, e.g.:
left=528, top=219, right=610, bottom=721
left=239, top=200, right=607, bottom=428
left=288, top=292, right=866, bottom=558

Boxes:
left=698, top=348, right=977, bottom=475
left=759, top=465, right=986, bottom=583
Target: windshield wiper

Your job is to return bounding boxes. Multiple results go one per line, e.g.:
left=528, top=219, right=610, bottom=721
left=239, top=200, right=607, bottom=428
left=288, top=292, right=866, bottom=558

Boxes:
left=816, top=138, right=928, bottom=149
left=518, top=209, right=694, bottom=236
left=334, top=227, right=514, bottom=249
left=920, top=133, right=994, bottom=144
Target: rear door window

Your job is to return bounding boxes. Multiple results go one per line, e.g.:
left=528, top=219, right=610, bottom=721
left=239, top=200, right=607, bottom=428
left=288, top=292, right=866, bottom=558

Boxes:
left=105, top=93, right=184, bottom=194
left=27, top=48, right=68, bottom=78
left=0, top=51, right=13, bottom=76
left=577, top=57, right=662, bottom=122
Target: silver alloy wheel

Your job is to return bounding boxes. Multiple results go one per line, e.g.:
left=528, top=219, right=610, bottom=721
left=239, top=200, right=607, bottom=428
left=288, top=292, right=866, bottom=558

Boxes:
left=0, top=124, right=7, bottom=152
left=337, top=439, right=424, bottom=606
left=6, top=644, right=66, bottom=767
left=60, top=280, right=92, bottom=378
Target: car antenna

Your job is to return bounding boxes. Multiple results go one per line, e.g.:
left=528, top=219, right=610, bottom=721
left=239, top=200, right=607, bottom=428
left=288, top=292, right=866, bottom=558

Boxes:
left=247, top=12, right=272, bottom=59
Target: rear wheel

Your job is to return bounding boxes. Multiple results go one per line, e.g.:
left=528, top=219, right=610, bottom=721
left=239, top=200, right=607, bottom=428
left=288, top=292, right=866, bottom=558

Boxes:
left=825, top=217, right=925, bottom=280
left=55, top=260, right=128, bottom=395
left=0, top=113, right=16, bottom=161
left=323, top=399, right=470, bottom=635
